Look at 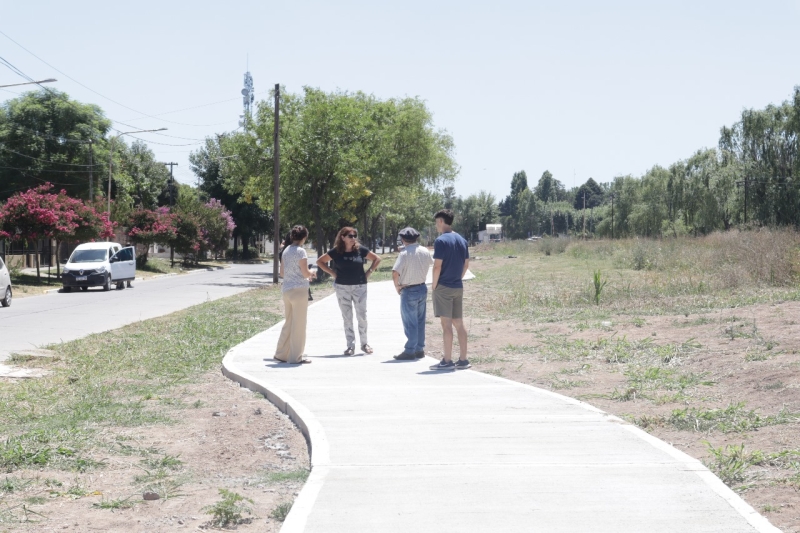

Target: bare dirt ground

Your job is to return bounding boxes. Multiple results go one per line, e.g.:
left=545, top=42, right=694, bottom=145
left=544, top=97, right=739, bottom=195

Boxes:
left=1, top=371, right=309, bottom=532
left=424, top=282, right=800, bottom=532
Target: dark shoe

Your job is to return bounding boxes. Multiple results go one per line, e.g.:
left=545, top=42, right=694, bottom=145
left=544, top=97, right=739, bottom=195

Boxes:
left=393, top=352, right=417, bottom=361
left=344, top=347, right=355, bottom=356
left=414, top=351, right=425, bottom=359
left=361, top=344, right=374, bottom=354
left=455, top=359, right=471, bottom=370
left=430, top=360, right=455, bottom=371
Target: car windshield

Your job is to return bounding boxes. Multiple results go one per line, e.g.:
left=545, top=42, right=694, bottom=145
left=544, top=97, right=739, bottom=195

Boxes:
left=69, top=249, right=106, bottom=263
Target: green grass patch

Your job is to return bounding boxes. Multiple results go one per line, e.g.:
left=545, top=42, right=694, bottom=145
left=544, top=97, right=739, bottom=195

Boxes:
left=670, top=403, right=798, bottom=433
left=624, top=367, right=714, bottom=393
left=704, top=443, right=763, bottom=487
left=262, top=469, right=310, bottom=484
left=270, top=502, right=292, bottom=522
left=92, top=496, right=135, bottom=510
left=0, top=286, right=286, bottom=474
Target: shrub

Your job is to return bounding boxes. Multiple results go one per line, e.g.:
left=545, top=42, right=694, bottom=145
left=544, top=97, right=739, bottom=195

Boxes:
left=203, top=489, right=254, bottom=527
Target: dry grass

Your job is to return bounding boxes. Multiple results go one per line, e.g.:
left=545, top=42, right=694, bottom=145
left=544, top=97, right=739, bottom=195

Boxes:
left=469, top=229, right=800, bottom=321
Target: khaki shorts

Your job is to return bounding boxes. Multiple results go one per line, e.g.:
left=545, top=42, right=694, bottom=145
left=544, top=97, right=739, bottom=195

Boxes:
left=433, top=286, right=463, bottom=319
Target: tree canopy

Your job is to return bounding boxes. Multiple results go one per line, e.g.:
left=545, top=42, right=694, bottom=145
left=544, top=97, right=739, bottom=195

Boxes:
left=0, top=89, right=111, bottom=202
left=218, top=87, right=457, bottom=254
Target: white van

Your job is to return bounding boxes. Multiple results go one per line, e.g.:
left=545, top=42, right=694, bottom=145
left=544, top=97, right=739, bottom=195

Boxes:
left=61, top=242, right=136, bottom=292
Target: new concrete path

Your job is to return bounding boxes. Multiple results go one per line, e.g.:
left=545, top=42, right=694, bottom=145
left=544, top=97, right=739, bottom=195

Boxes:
left=222, top=281, right=779, bottom=533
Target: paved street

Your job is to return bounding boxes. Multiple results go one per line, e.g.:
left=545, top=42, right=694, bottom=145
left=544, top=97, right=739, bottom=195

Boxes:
left=0, top=263, right=274, bottom=362
left=223, top=281, right=778, bottom=533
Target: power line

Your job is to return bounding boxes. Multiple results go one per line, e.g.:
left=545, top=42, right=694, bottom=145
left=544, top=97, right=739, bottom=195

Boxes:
left=0, top=164, right=94, bottom=174
left=0, top=145, right=100, bottom=167
left=117, top=92, right=268, bottom=121
left=0, top=29, right=249, bottom=129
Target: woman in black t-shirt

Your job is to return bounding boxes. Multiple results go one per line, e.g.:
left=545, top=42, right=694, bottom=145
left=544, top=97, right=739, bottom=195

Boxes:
left=316, top=226, right=381, bottom=355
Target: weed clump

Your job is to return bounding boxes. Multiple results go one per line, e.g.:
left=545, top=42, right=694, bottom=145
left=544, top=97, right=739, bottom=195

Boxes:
left=203, top=489, right=255, bottom=527
left=669, top=403, right=797, bottom=433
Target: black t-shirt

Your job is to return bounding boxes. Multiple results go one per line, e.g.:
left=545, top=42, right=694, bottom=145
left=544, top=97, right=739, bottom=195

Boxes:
left=328, top=245, right=369, bottom=285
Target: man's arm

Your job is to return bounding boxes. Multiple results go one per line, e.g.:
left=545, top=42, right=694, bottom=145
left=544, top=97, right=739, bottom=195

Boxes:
left=432, top=259, right=443, bottom=290
left=392, top=270, right=403, bottom=294
left=461, top=258, right=470, bottom=280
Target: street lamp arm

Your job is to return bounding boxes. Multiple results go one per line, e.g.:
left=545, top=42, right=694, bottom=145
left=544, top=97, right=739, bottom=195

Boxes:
left=0, top=78, right=57, bottom=89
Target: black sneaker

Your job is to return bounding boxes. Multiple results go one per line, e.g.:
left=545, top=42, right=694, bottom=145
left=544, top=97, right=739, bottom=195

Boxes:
left=414, top=351, right=425, bottom=359
left=455, top=359, right=471, bottom=370
left=429, top=360, right=455, bottom=371
left=393, top=352, right=417, bottom=361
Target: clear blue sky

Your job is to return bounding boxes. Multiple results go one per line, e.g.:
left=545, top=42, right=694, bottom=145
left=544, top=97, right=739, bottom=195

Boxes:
left=2, top=0, right=799, bottom=201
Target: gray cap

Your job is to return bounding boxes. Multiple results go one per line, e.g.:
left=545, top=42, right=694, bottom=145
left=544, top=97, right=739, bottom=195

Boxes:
left=398, top=227, right=420, bottom=240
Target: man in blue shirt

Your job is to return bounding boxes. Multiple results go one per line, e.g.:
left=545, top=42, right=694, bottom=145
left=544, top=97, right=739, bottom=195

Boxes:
left=430, top=209, right=470, bottom=370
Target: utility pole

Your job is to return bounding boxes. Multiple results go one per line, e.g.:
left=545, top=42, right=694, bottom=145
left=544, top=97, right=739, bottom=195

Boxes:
left=582, top=192, right=587, bottom=239
left=381, top=213, right=386, bottom=254
left=162, top=162, right=178, bottom=266
left=163, top=162, right=178, bottom=206
left=272, top=83, right=281, bottom=285
left=735, top=176, right=750, bottom=224
left=88, top=140, right=94, bottom=200
left=609, top=193, right=616, bottom=240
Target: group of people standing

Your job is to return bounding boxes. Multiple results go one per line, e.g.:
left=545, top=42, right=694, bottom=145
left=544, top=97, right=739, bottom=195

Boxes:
left=273, top=209, right=470, bottom=371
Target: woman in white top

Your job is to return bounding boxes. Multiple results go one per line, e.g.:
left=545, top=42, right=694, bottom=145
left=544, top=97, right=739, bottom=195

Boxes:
left=274, top=225, right=316, bottom=364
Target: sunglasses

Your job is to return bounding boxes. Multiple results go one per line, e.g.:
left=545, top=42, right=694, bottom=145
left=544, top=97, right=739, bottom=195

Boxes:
left=345, top=234, right=358, bottom=238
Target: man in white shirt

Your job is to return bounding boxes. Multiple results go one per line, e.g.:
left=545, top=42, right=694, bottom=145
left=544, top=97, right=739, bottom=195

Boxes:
left=392, top=227, right=434, bottom=360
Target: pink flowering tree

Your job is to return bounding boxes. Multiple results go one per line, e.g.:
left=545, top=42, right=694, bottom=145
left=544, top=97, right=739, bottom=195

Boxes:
left=169, top=211, right=202, bottom=265
left=0, top=184, right=115, bottom=281
left=198, top=199, right=236, bottom=259
left=53, top=193, right=116, bottom=277
left=126, top=207, right=177, bottom=265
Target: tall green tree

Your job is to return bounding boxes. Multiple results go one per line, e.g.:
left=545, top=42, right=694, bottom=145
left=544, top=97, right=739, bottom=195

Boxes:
left=719, top=86, right=800, bottom=226
left=572, top=178, right=604, bottom=210
left=534, top=170, right=565, bottom=203
left=222, top=87, right=457, bottom=255
left=190, top=135, right=271, bottom=258
left=0, top=89, right=111, bottom=202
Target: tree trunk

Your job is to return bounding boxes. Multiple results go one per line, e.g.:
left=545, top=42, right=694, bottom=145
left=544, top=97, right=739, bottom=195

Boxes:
left=34, top=240, right=41, bottom=282
left=233, top=234, right=239, bottom=261
left=55, top=241, right=60, bottom=277
left=243, top=238, right=250, bottom=260
left=312, top=180, right=324, bottom=258
left=363, top=208, right=369, bottom=250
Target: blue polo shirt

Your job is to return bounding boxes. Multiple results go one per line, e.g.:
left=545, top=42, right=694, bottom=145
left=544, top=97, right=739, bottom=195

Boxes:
left=433, top=231, right=469, bottom=289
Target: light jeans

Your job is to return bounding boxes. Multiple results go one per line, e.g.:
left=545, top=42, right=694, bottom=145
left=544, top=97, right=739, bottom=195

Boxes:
left=334, top=283, right=368, bottom=349
left=400, top=284, right=427, bottom=354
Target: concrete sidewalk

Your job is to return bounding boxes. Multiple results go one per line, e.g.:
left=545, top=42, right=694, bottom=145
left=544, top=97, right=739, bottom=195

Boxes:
left=222, top=281, right=778, bottom=533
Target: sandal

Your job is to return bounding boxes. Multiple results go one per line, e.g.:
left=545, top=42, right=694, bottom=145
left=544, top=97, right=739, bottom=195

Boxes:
left=273, top=356, right=288, bottom=363
left=344, top=347, right=355, bottom=356
left=361, top=344, right=374, bottom=354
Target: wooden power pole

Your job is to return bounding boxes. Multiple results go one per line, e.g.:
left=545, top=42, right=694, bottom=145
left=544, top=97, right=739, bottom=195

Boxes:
left=272, top=84, right=281, bottom=285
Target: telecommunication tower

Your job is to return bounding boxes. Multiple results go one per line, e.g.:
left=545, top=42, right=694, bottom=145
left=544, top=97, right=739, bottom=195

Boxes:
left=239, top=70, right=255, bottom=128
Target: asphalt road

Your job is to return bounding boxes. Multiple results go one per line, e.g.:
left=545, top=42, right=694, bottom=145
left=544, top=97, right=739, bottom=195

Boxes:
left=0, top=263, right=275, bottom=362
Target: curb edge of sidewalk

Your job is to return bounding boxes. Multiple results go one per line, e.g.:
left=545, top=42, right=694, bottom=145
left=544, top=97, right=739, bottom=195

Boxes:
left=222, top=337, right=330, bottom=533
